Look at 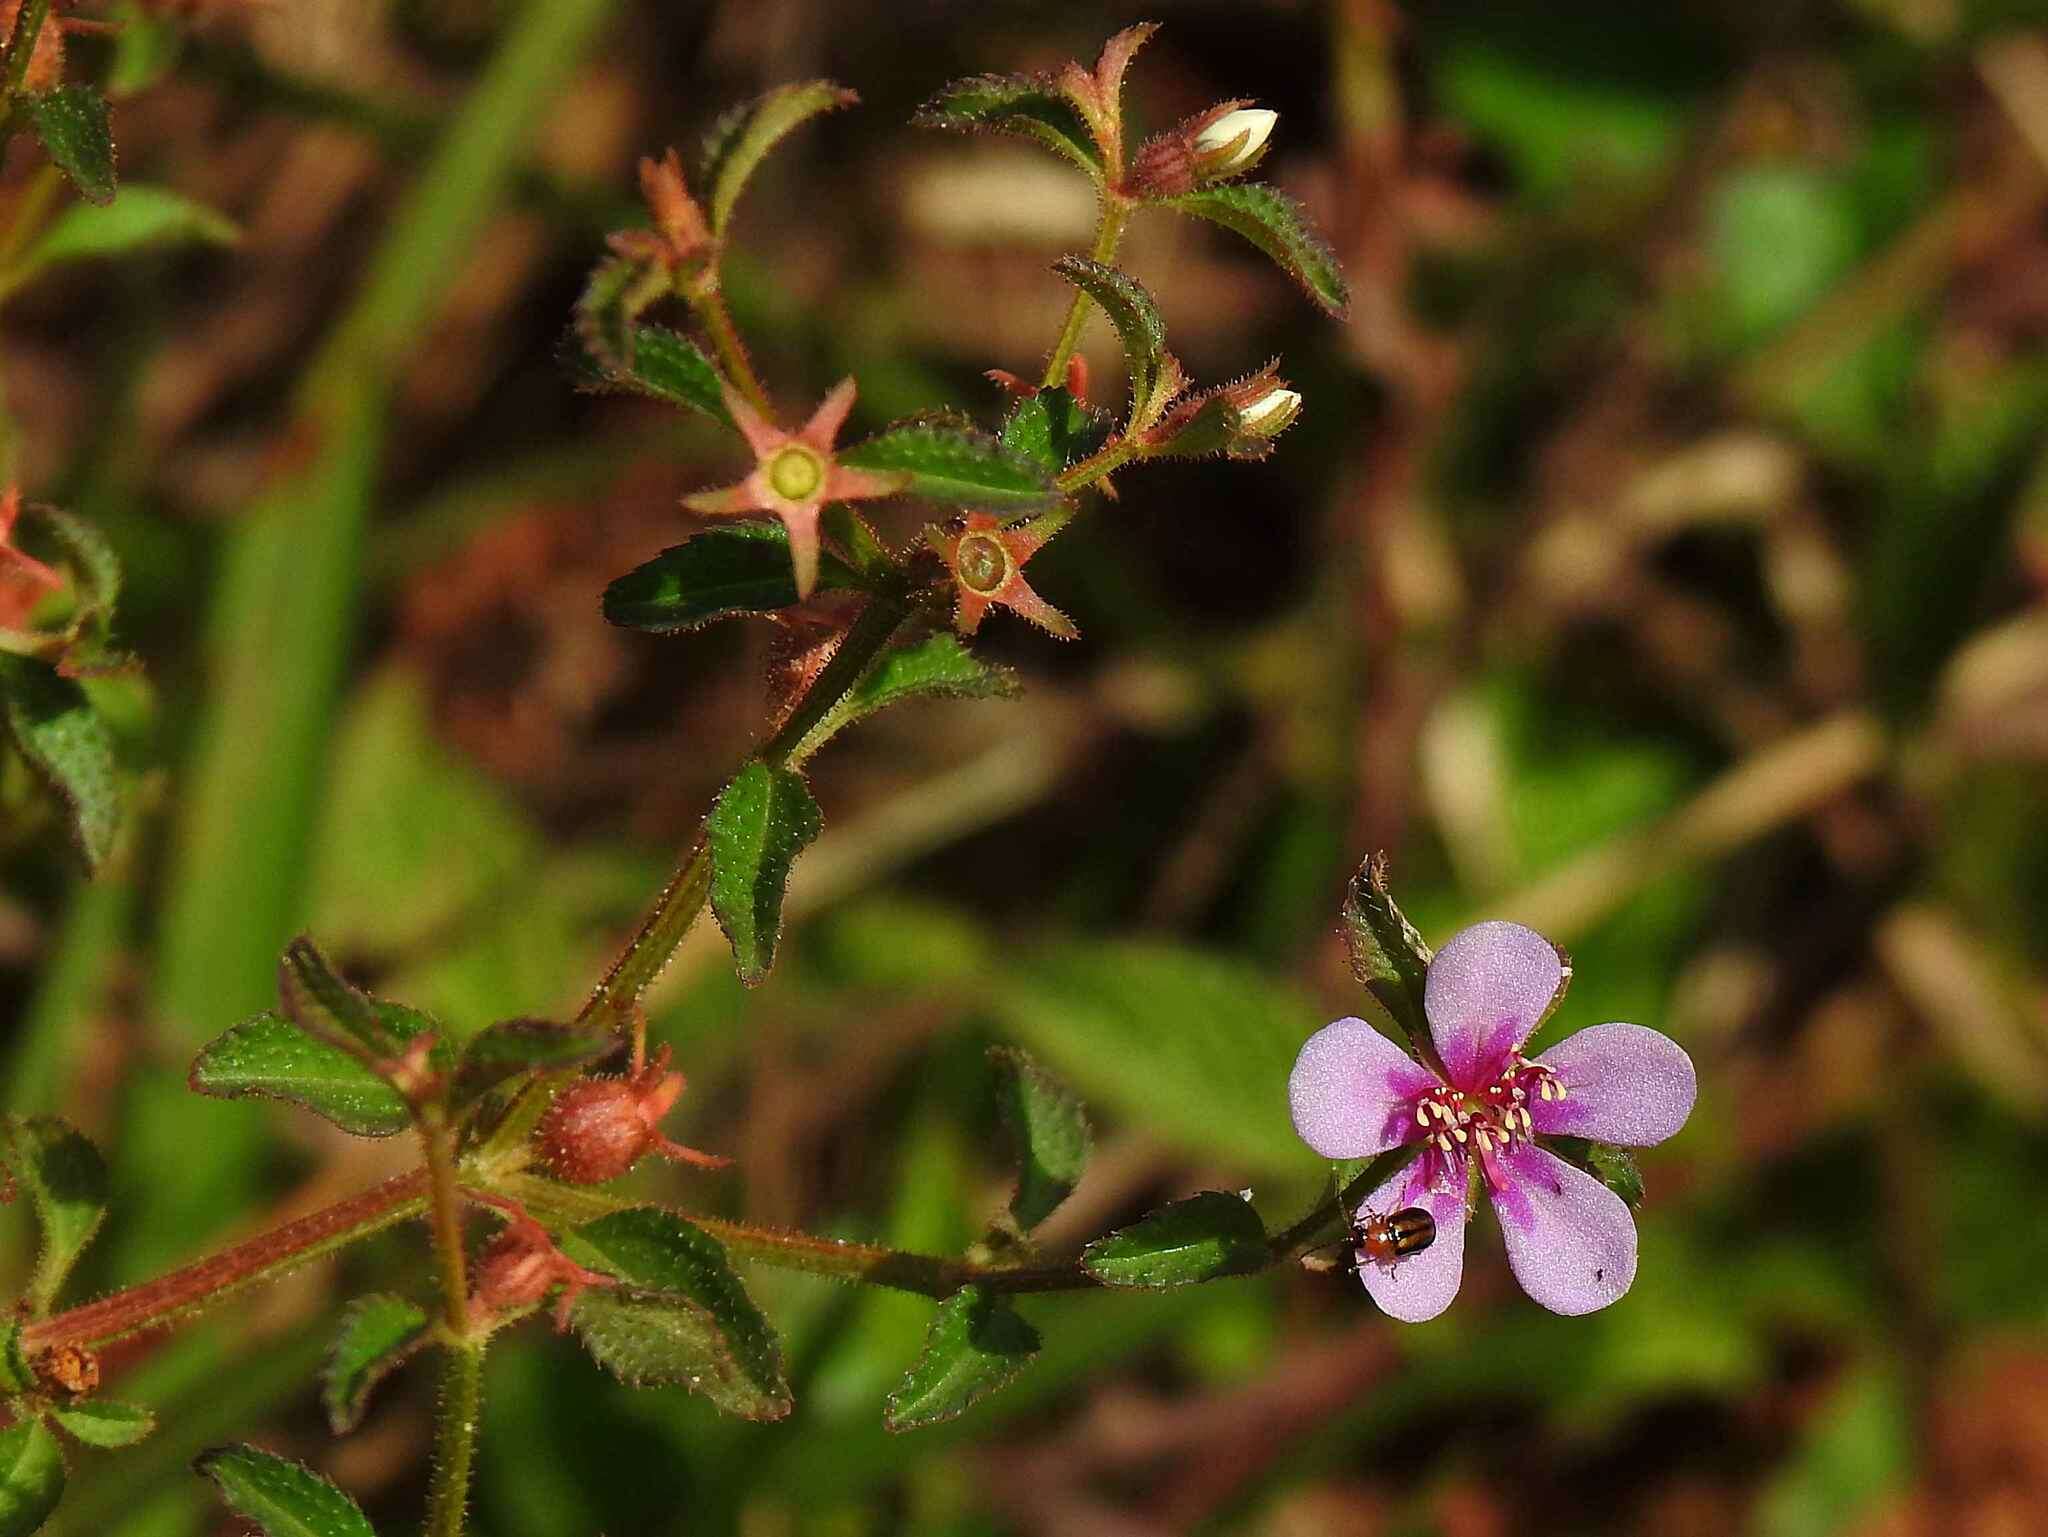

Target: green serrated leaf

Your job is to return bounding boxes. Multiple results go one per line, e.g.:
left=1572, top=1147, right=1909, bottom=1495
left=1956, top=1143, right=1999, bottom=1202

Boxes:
left=50, top=1399, right=155, bottom=1449
left=795, top=632, right=1018, bottom=762
left=913, top=72, right=1102, bottom=177
left=702, top=79, right=856, bottom=235
left=188, top=1012, right=412, bottom=1137
left=562, top=1208, right=792, bottom=1420
left=451, top=1018, right=616, bottom=1110
left=194, top=1444, right=376, bottom=1537
left=1339, top=855, right=1433, bottom=1048
left=574, top=322, right=733, bottom=426
left=572, top=255, right=670, bottom=376
left=1051, top=257, right=1168, bottom=425
left=22, top=86, right=117, bottom=204
left=5, top=185, right=235, bottom=293
left=602, top=522, right=857, bottom=634
left=0, top=1420, right=65, bottom=1537
left=707, top=759, right=822, bottom=986
left=883, top=1285, right=1040, bottom=1431
left=990, top=1047, right=1089, bottom=1231
left=999, top=387, right=1112, bottom=474
left=0, top=655, right=121, bottom=873
left=321, top=1293, right=432, bottom=1434
left=1081, top=1191, right=1271, bottom=1288
left=1161, top=182, right=1348, bottom=317
left=839, top=422, right=1056, bottom=511
left=277, top=935, right=400, bottom=1058
left=3, top=1114, right=109, bottom=1314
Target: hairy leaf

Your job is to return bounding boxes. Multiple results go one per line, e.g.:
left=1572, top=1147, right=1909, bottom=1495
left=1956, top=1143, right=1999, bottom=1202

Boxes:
left=602, top=522, right=857, bottom=634
left=22, top=87, right=116, bottom=204
left=1000, top=386, right=1112, bottom=474
left=913, top=72, right=1102, bottom=176
left=1161, top=183, right=1349, bottom=317
left=797, top=632, right=1018, bottom=761
left=49, top=1399, right=155, bottom=1449
left=1339, top=854, right=1434, bottom=1048
left=574, top=322, right=732, bottom=426
left=188, top=1012, right=412, bottom=1137
left=277, top=935, right=407, bottom=1058
left=1081, top=1191, right=1270, bottom=1287
left=1051, top=257, right=1168, bottom=425
left=9, top=185, right=235, bottom=289
left=707, top=759, right=822, bottom=986
left=321, top=1293, right=432, bottom=1434
left=884, top=1285, right=1040, bottom=1431
left=0, top=1420, right=65, bottom=1537
left=451, top=1018, right=617, bottom=1109
left=563, top=1208, right=792, bottom=1420
left=194, top=1445, right=376, bottom=1537
left=0, top=656, right=121, bottom=873
left=702, top=79, right=857, bottom=235
left=2, top=1115, right=108, bottom=1314
left=990, top=1047, right=1089, bottom=1231
left=839, top=422, right=1057, bottom=511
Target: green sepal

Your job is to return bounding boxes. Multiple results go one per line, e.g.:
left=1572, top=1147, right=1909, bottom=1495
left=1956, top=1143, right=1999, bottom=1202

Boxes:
left=2, top=1114, right=109, bottom=1315
left=0, top=656, right=122, bottom=874
left=838, top=420, right=1057, bottom=511
left=562, top=1208, right=792, bottom=1421
left=321, top=1293, right=432, bottom=1434
left=22, top=86, right=117, bottom=204
left=701, top=79, right=857, bottom=235
left=1338, top=854, right=1433, bottom=1050
left=883, top=1285, right=1040, bottom=1431
left=49, top=1399, right=155, bottom=1448
left=193, top=1444, right=376, bottom=1537
left=1549, top=1138, right=1646, bottom=1210
left=187, top=1012, right=412, bottom=1138
left=913, top=72, right=1103, bottom=177
left=1159, top=182, right=1349, bottom=317
left=602, top=522, right=858, bottom=635
left=706, top=759, right=823, bottom=986
left=1080, top=1191, right=1271, bottom=1288
left=989, top=1046, right=1089, bottom=1232
left=0, top=1419, right=65, bottom=1537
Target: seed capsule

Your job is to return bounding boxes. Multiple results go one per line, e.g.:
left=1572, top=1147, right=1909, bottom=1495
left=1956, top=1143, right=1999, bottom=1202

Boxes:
left=1355, top=1206, right=1437, bottom=1267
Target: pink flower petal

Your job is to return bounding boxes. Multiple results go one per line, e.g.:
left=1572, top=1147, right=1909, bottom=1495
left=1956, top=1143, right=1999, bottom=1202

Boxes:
left=1530, top=1023, right=1696, bottom=1147
left=1288, top=1017, right=1436, bottom=1159
left=1488, top=1143, right=1636, bottom=1315
left=681, top=480, right=762, bottom=516
left=800, top=376, right=859, bottom=451
left=1425, top=920, right=1565, bottom=1089
left=1355, top=1155, right=1469, bottom=1323
left=723, top=382, right=784, bottom=459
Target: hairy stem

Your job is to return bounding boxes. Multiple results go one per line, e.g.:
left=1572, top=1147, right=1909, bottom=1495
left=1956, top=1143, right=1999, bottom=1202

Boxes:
left=424, top=1340, right=485, bottom=1537
left=694, top=284, right=774, bottom=422
left=421, top=1112, right=473, bottom=1336
left=1041, top=201, right=1129, bottom=388
left=0, top=0, right=52, bottom=95
left=23, top=1170, right=430, bottom=1353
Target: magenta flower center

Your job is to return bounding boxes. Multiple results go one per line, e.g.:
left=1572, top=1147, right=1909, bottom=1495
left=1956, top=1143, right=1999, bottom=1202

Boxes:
left=1413, top=1054, right=1566, bottom=1161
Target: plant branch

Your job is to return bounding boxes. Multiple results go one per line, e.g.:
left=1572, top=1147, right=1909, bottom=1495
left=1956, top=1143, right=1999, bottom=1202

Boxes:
left=424, top=1340, right=485, bottom=1537
left=0, top=0, right=52, bottom=95
left=421, top=1111, right=473, bottom=1336
left=23, top=1169, right=431, bottom=1353
left=692, top=283, right=774, bottom=422
left=1041, top=200, right=1129, bottom=388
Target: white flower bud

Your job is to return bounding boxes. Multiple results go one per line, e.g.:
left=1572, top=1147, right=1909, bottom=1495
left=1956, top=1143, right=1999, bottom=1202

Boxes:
left=1193, top=108, right=1277, bottom=175
left=1237, top=385, right=1300, bottom=435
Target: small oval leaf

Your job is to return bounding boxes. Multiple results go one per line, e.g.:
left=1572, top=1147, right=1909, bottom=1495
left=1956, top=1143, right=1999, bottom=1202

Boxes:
left=22, top=87, right=117, bottom=204
left=1081, top=1192, right=1271, bottom=1288
left=50, top=1399, right=155, bottom=1449
left=602, top=522, right=857, bottom=635
left=1161, top=183, right=1349, bottom=317
left=838, top=423, right=1057, bottom=511
left=188, top=1012, right=412, bottom=1137
left=3, top=1114, right=109, bottom=1314
left=990, top=1047, right=1090, bottom=1232
left=321, top=1293, right=433, bottom=1434
left=707, top=760, right=823, bottom=986
left=0, top=656, right=122, bottom=874
left=884, top=1285, right=1041, bottom=1431
left=573, top=323, right=733, bottom=427
left=0, top=1419, right=66, bottom=1537
left=194, top=1444, right=376, bottom=1537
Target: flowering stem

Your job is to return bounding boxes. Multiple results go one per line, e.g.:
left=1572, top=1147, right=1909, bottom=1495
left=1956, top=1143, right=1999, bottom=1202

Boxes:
left=424, top=1339, right=484, bottom=1537
left=22, top=1169, right=431, bottom=1353
left=421, top=1110, right=473, bottom=1337
left=693, top=284, right=775, bottom=424
left=1041, top=200, right=1129, bottom=388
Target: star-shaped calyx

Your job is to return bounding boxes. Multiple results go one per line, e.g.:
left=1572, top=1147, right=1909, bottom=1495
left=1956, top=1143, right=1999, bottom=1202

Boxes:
left=927, top=512, right=1076, bottom=639
left=683, top=379, right=907, bottom=597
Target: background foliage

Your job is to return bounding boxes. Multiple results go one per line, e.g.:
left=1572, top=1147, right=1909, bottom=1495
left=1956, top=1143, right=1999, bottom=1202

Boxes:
left=5, top=0, right=2048, bottom=1532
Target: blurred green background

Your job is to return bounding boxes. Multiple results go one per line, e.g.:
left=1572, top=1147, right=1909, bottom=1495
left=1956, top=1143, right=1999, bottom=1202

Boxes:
left=7, top=0, right=2048, bottom=1531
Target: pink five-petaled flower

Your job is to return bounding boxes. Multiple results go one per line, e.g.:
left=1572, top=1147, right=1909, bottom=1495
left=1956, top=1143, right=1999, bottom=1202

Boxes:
left=682, top=379, right=906, bottom=599
left=1289, top=920, right=1696, bottom=1321
left=927, top=511, right=1077, bottom=640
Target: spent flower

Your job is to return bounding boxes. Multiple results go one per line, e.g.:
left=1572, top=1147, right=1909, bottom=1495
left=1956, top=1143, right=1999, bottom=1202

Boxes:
left=927, top=511, right=1076, bottom=639
left=1289, top=920, right=1695, bottom=1320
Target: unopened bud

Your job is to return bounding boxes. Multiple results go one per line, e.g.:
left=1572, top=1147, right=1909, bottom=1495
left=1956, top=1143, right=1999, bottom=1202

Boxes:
left=1237, top=385, right=1301, bottom=436
left=1192, top=107, right=1276, bottom=178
